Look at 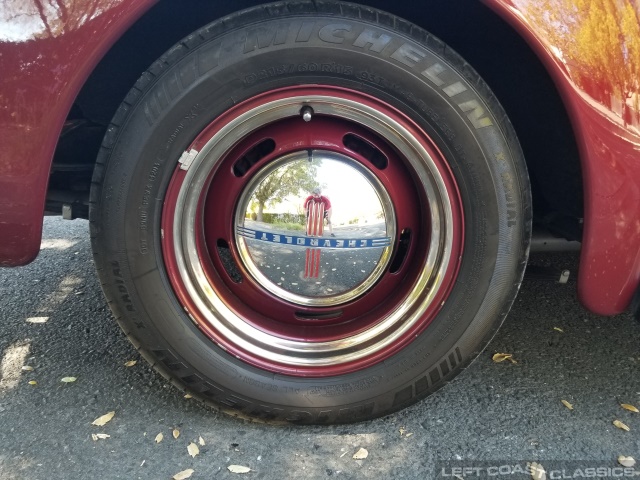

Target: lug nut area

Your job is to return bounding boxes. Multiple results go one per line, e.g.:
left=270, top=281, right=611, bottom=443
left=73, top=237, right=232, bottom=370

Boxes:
left=301, top=106, right=314, bottom=122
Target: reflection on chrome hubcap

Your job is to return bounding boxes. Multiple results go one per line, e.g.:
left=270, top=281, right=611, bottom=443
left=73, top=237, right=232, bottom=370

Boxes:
left=235, top=150, right=395, bottom=306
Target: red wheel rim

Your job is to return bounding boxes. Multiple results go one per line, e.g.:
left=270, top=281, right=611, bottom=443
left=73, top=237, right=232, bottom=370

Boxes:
left=161, top=85, right=463, bottom=377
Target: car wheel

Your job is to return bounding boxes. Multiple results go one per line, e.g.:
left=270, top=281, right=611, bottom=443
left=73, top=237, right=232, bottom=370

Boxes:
left=90, top=1, right=531, bottom=424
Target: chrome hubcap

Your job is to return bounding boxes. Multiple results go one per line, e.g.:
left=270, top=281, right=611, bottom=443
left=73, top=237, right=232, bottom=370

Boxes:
left=235, top=150, right=396, bottom=307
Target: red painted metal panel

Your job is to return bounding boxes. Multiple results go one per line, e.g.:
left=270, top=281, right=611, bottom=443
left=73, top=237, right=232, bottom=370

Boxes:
left=484, top=0, right=640, bottom=315
left=0, top=0, right=156, bottom=266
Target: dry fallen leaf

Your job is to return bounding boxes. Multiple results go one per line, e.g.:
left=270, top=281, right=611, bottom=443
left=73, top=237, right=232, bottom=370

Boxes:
left=561, top=400, right=574, bottom=410
left=173, top=428, right=180, bottom=439
left=492, top=353, right=511, bottom=362
left=21, top=366, right=34, bottom=371
left=530, top=462, right=546, bottom=480
left=613, top=420, right=630, bottom=432
left=92, top=433, right=110, bottom=441
left=188, top=443, right=200, bottom=458
left=492, top=353, right=517, bottom=364
left=618, top=455, right=636, bottom=467
left=228, top=465, right=252, bottom=474
left=124, top=360, right=137, bottom=367
left=28, top=380, right=37, bottom=386
left=155, top=433, right=163, bottom=444
left=618, top=456, right=636, bottom=467
left=61, top=377, right=77, bottom=383
left=172, top=469, right=194, bottom=480
left=198, top=436, right=205, bottom=446
left=621, top=403, right=639, bottom=413
left=26, top=317, right=48, bottom=324
left=553, top=327, right=564, bottom=333
left=92, top=411, right=115, bottom=427
left=353, top=448, right=368, bottom=460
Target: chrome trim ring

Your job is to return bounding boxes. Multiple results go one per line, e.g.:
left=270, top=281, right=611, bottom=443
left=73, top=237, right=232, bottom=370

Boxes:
left=170, top=94, right=454, bottom=367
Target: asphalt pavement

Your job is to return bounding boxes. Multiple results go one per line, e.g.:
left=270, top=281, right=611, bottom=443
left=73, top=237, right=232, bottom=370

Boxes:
left=1, top=217, right=639, bottom=479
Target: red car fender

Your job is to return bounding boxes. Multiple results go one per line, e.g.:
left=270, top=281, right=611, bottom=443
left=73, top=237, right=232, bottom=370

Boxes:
left=0, top=0, right=156, bottom=266
left=484, top=0, right=640, bottom=315
left=0, top=0, right=638, bottom=315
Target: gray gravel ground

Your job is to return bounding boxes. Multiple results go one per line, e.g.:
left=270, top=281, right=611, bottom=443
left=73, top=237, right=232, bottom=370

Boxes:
left=1, top=217, right=639, bottom=479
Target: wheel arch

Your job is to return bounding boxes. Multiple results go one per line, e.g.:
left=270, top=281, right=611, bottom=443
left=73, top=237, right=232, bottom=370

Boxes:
left=63, top=0, right=583, bottom=230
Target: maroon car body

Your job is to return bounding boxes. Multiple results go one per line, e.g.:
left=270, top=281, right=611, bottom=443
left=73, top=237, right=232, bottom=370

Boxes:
left=488, top=0, right=640, bottom=316
left=0, top=0, right=153, bottom=266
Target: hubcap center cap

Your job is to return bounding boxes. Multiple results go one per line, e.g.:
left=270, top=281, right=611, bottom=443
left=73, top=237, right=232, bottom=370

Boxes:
left=234, top=150, right=395, bottom=307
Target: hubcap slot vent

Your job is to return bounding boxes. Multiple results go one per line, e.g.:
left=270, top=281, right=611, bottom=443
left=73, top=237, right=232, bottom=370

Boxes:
left=233, top=138, right=276, bottom=177
left=343, top=133, right=388, bottom=170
